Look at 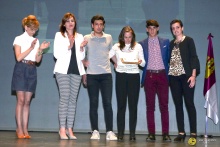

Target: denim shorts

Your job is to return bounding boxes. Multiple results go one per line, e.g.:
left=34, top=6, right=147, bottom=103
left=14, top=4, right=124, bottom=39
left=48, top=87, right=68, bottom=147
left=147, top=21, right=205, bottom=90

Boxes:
left=11, top=62, right=37, bottom=93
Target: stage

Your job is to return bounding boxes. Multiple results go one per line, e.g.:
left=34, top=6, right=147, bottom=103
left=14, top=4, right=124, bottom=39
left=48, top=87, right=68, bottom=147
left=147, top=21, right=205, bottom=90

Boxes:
left=0, top=131, right=219, bottom=147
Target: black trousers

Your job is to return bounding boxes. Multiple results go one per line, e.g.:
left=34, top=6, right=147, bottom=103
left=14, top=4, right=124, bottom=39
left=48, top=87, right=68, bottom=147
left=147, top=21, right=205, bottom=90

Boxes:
left=116, top=72, right=140, bottom=137
left=87, top=74, right=113, bottom=132
left=169, top=75, right=197, bottom=134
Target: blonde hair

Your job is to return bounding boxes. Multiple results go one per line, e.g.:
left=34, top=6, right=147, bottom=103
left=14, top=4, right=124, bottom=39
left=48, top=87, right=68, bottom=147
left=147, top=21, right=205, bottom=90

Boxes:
left=22, top=15, right=39, bottom=29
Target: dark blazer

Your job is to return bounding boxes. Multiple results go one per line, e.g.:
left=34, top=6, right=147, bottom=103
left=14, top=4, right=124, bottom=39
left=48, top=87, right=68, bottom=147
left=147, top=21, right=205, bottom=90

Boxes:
left=170, top=36, right=200, bottom=76
left=139, top=37, right=170, bottom=86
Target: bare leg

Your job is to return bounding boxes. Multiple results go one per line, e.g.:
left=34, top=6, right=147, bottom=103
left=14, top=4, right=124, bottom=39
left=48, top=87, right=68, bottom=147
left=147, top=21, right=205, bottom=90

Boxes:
left=67, top=128, right=74, bottom=136
left=59, top=127, right=68, bottom=138
left=22, top=92, right=33, bottom=136
left=16, top=91, right=25, bottom=135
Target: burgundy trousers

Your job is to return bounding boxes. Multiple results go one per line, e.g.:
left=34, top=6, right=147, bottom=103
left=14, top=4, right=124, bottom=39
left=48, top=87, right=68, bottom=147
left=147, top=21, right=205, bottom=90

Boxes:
left=144, top=70, right=169, bottom=134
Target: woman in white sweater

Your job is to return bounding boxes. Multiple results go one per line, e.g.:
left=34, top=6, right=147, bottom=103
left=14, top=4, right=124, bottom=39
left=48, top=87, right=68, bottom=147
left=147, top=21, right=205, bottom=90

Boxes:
left=109, top=26, right=145, bottom=141
left=53, top=12, right=87, bottom=140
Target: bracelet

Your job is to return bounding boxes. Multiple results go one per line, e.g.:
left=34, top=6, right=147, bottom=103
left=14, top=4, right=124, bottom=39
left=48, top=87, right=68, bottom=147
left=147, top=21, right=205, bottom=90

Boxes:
left=38, top=50, right=44, bottom=56
left=191, top=75, right=196, bottom=77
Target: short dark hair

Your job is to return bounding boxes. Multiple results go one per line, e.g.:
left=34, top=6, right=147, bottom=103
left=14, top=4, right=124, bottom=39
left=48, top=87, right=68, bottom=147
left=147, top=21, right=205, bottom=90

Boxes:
left=91, top=15, right=105, bottom=25
left=170, top=19, right=183, bottom=29
left=146, top=19, right=159, bottom=28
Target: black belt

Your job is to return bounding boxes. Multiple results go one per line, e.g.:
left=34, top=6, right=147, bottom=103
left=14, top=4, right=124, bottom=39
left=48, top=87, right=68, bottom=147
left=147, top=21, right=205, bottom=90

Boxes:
left=147, top=69, right=165, bottom=73
left=21, top=59, right=36, bottom=66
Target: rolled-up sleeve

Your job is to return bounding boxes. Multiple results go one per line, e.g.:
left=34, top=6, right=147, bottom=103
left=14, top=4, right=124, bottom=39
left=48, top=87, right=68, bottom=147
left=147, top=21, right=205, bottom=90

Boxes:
left=137, top=43, right=146, bottom=67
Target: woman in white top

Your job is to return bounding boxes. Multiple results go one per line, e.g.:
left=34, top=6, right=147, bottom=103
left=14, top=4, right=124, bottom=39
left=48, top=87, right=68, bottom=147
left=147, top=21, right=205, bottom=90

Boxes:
left=109, top=26, right=145, bottom=141
left=53, top=12, right=87, bottom=140
left=12, top=15, right=50, bottom=139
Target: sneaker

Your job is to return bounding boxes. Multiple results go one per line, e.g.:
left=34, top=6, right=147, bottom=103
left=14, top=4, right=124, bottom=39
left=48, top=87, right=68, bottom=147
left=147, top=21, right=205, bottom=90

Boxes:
left=90, top=130, right=100, bottom=140
left=106, top=131, right=118, bottom=140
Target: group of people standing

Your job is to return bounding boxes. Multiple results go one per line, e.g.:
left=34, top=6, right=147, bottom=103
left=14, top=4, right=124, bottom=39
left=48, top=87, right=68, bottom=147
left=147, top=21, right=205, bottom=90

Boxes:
left=12, top=12, right=200, bottom=143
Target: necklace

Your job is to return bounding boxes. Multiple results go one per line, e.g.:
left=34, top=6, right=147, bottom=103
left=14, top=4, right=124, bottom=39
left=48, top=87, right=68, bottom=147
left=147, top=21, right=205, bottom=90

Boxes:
left=174, top=35, right=185, bottom=49
left=175, top=35, right=185, bottom=44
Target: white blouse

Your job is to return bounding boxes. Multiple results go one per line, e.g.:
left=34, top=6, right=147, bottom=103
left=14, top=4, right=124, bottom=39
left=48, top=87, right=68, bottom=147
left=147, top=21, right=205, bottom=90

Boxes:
left=109, top=43, right=146, bottom=73
left=13, top=31, right=39, bottom=61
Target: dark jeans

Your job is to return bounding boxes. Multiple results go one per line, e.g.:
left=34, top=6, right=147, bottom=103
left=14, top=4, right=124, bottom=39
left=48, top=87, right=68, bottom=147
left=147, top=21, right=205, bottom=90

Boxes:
left=116, top=72, right=140, bottom=137
left=144, top=71, right=169, bottom=134
left=87, top=74, right=113, bottom=132
left=169, top=75, right=197, bottom=134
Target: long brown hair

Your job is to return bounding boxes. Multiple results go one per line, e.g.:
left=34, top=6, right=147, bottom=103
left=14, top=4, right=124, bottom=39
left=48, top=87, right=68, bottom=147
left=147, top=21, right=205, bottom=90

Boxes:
left=59, top=12, right=77, bottom=37
left=118, top=26, right=136, bottom=50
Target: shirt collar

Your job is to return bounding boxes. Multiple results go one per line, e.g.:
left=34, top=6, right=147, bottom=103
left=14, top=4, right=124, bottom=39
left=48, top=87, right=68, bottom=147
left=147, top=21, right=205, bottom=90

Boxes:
left=23, top=31, right=34, bottom=40
left=148, top=36, right=158, bottom=41
left=91, top=31, right=105, bottom=38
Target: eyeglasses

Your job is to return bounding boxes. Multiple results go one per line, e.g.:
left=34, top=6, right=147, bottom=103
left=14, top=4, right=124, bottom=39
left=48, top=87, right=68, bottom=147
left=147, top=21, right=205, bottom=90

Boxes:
left=28, top=27, right=38, bottom=32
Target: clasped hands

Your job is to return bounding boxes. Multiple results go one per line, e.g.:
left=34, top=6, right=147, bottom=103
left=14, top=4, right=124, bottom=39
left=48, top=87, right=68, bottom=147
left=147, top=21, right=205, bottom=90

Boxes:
left=31, top=38, right=50, bottom=51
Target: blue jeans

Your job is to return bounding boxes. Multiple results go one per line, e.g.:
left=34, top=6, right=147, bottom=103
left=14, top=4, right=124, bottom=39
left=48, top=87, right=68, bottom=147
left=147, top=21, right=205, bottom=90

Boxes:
left=87, top=73, right=113, bottom=132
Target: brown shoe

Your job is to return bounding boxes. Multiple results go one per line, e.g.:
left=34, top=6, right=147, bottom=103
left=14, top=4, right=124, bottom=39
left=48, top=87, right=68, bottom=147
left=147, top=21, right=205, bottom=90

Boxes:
left=146, top=134, right=155, bottom=141
left=162, top=133, right=171, bottom=141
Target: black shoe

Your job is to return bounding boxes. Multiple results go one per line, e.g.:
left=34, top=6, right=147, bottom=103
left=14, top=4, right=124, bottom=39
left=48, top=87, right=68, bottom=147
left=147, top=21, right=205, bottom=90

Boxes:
left=118, top=136, right=123, bottom=141
left=174, top=133, right=186, bottom=142
left=129, top=137, right=136, bottom=141
left=146, top=134, right=156, bottom=141
left=162, top=133, right=171, bottom=141
left=190, top=134, right=197, bottom=138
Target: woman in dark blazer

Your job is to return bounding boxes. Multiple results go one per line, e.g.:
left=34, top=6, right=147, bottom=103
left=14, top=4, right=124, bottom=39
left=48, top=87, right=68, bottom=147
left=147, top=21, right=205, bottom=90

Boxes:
left=169, top=19, right=200, bottom=142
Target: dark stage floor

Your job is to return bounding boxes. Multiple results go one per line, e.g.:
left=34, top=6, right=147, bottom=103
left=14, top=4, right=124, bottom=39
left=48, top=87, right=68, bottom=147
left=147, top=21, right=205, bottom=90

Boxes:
left=0, top=131, right=219, bottom=147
